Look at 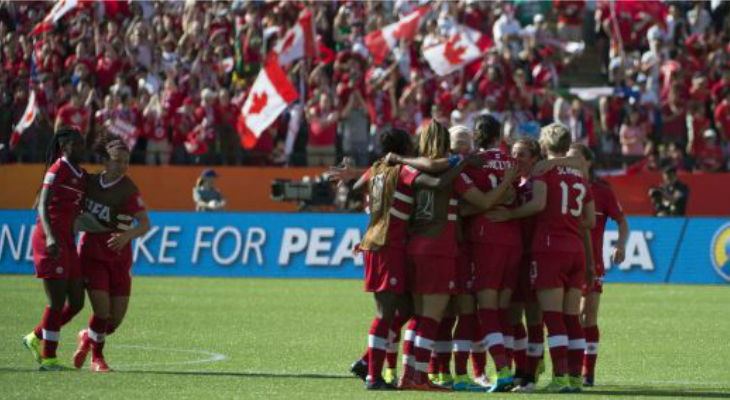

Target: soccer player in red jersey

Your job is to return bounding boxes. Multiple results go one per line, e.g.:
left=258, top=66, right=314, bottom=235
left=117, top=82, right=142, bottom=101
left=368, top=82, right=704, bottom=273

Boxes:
left=507, top=138, right=545, bottom=391
left=22, top=127, right=87, bottom=371
left=346, top=128, right=416, bottom=390
left=488, top=124, right=596, bottom=393
left=71, top=133, right=151, bottom=372
left=567, top=144, right=628, bottom=387
left=460, top=115, right=523, bottom=392
left=396, top=122, right=516, bottom=391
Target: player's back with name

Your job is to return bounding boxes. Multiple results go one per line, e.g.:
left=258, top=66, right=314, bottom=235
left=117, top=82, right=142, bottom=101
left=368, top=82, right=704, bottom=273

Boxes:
left=532, top=166, right=592, bottom=253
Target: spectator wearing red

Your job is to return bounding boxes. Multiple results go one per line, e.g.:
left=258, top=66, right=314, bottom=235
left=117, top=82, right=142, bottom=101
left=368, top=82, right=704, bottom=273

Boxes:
left=171, top=98, right=199, bottom=165
left=660, top=88, right=688, bottom=146
left=713, top=90, right=730, bottom=144
left=711, top=69, right=730, bottom=103
left=95, top=46, right=123, bottom=94
left=554, top=0, right=585, bottom=42
left=305, top=91, right=339, bottom=167
left=686, top=102, right=710, bottom=156
left=143, top=95, right=171, bottom=166
left=55, top=90, right=88, bottom=136
left=693, top=129, right=724, bottom=172
left=215, top=88, right=242, bottom=166
left=364, top=64, right=396, bottom=155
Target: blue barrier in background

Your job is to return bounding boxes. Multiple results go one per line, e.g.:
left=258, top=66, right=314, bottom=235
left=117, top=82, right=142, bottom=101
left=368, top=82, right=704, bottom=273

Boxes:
left=1, top=210, right=728, bottom=285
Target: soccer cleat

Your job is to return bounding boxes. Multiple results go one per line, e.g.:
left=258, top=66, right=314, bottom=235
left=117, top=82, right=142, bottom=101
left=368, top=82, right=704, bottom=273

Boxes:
left=365, top=377, right=397, bottom=391
left=383, top=367, right=397, bottom=385
left=22, top=332, right=42, bottom=364
left=569, top=375, right=584, bottom=392
left=398, top=376, right=450, bottom=392
left=583, top=376, right=595, bottom=387
left=39, top=358, right=69, bottom=371
left=73, top=329, right=90, bottom=369
left=428, top=373, right=438, bottom=383
left=473, top=374, right=491, bottom=387
left=543, top=375, right=572, bottom=393
left=350, top=359, right=368, bottom=382
left=487, top=367, right=514, bottom=392
left=452, top=374, right=489, bottom=392
left=90, top=358, right=111, bottom=372
left=512, top=382, right=538, bottom=392
left=436, top=373, right=453, bottom=387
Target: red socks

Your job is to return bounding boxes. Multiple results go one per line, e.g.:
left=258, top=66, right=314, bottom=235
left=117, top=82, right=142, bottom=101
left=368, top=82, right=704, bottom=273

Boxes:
left=498, top=309, right=514, bottom=366
left=386, top=315, right=407, bottom=369
left=453, top=314, right=475, bottom=376
left=413, top=317, right=439, bottom=384
left=88, top=316, right=108, bottom=361
left=526, top=323, right=545, bottom=378
left=367, top=318, right=390, bottom=381
left=433, top=317, right=455, bottom=375
left=543, top=311, right=569, bottom=376
left=477, top=308, right=508, bottom=370
left=564, top=315, right=585, bottom=377
left=401, top=318, right=418, bottom=380
left=512, top=321, right=528, bottom=374
left=471, top=318, right=487, bottom=378
left=40, top=307, right=62, bottom=359
left=583, top=325, right=600, bottom=378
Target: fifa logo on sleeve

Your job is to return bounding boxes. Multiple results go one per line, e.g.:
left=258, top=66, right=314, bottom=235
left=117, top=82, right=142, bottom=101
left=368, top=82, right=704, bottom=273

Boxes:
left=710, top=222, right=730, bottom=283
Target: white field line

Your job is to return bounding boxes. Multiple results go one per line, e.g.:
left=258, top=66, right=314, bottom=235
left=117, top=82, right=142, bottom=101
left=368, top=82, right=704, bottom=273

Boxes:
left=111, top=344, right=227, bottom=369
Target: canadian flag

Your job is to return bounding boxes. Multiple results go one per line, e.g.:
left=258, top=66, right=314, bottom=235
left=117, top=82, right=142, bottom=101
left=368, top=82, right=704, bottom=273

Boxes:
left=272, top=8, right=316, bottom=66
left=10, top=91, right=39, bottom=149
left=237, top=56, right=299, bottom=150
left=31, top=0, right=79, bottom=36
left=422, top=25, right=492, bottom=76
left=365, top=6, right=429, bottom=65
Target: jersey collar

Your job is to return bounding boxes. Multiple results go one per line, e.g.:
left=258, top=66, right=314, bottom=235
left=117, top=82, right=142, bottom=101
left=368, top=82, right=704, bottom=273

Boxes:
left=100, top=172, right=124, bottom=189
left=61, top=157, right=84, bottom=178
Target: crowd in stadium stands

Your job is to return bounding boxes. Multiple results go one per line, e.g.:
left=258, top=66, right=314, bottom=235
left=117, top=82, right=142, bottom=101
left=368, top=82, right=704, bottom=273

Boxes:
left=1, top=1, right=729, bottom=172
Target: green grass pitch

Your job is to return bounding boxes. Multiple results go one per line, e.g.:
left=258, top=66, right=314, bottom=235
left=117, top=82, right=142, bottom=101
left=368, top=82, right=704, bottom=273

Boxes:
left=1, top=275, right=729, bottom=399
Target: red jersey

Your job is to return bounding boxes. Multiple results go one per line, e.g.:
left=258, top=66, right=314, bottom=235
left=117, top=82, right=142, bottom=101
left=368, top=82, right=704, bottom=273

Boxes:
left=56, top=104, right=89, bottom=134
left=532, top=166, right=593, bottom=253
left=518, top=177, right=537, bottom=250
left=79, top=174, right=146, bottom=262
left=714, top=101, right=730, bottom=141
left=37, top=157, right=87, bottom=236
left=465, top=149, right=521, bottom=245
left=404, top=167, right=474, bottom=257
left=589, top=179, right=623, bottom=269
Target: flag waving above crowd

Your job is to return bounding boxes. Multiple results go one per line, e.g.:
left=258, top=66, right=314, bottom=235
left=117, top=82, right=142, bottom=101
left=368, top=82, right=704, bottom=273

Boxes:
left=237, top=56, right=299, bottom=150
left=30, top=0, right=79, bottom=36
left=423, top=24, right=492, bottom=76
left=10, top=91, right=38, bottom=149
left=272, top=8, right=317, bottom=66
left=365, top=6, right=430, bottom=65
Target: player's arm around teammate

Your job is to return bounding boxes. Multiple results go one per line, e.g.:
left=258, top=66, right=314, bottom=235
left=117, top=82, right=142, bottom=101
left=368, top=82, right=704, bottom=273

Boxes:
left=72, top=134, right=150, bottom=372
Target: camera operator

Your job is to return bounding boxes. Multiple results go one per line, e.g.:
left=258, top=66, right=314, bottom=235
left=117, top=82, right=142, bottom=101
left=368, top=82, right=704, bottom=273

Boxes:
left=649, top=166, right=689, bottom=216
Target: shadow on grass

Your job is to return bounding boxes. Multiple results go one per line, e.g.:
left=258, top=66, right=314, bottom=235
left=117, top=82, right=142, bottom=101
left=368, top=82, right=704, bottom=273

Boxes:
left=0, top=367, right=352, bottom=380
left=584, top=384, right=730, bottom=399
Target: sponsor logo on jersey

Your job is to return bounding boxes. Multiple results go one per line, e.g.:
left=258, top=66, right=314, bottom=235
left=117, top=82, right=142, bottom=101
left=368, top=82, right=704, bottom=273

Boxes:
left=710, top=222, right=730, bottom=283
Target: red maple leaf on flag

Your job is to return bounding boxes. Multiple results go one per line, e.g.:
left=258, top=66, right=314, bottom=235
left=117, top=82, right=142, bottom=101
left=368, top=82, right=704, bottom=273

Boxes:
left=281, top=32, right=296, bottom=53
left=444, top=34, right=466, bottom=65
left=248, top=92, right=268, bottom=115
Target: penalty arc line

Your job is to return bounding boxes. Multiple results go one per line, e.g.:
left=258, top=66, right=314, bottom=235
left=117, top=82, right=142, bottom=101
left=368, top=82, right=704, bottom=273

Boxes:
left=111, top=344, right=228, bottom=369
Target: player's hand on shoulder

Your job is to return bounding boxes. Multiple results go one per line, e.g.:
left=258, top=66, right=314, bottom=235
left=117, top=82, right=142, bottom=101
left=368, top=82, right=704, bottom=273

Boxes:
left=464, top=153, right=483, bottom=167
left=108, top=231, right=133, bottom=252
left=384, top=152, right=401, bottom=166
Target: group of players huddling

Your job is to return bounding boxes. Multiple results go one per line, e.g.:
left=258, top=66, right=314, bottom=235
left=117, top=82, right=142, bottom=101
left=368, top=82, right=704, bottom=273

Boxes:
left=21, top=126, right=151, bottom=372
left=334, top=117, right=628, bottom=393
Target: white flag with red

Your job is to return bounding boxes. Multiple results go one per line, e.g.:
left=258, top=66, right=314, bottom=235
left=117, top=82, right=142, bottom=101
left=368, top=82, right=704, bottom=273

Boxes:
left=422, top=25, right=492, bottom=76
left=365, top=6, right=429, bottom=65
left=31, top=0, right=79, bottom=36
left=106, top=118, right=138, bottom=150
left=10, top=91, right=39, bottom=149
left=237, top=56, right=299, bottom=150
left=272, top=8, right=316, bottom=66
